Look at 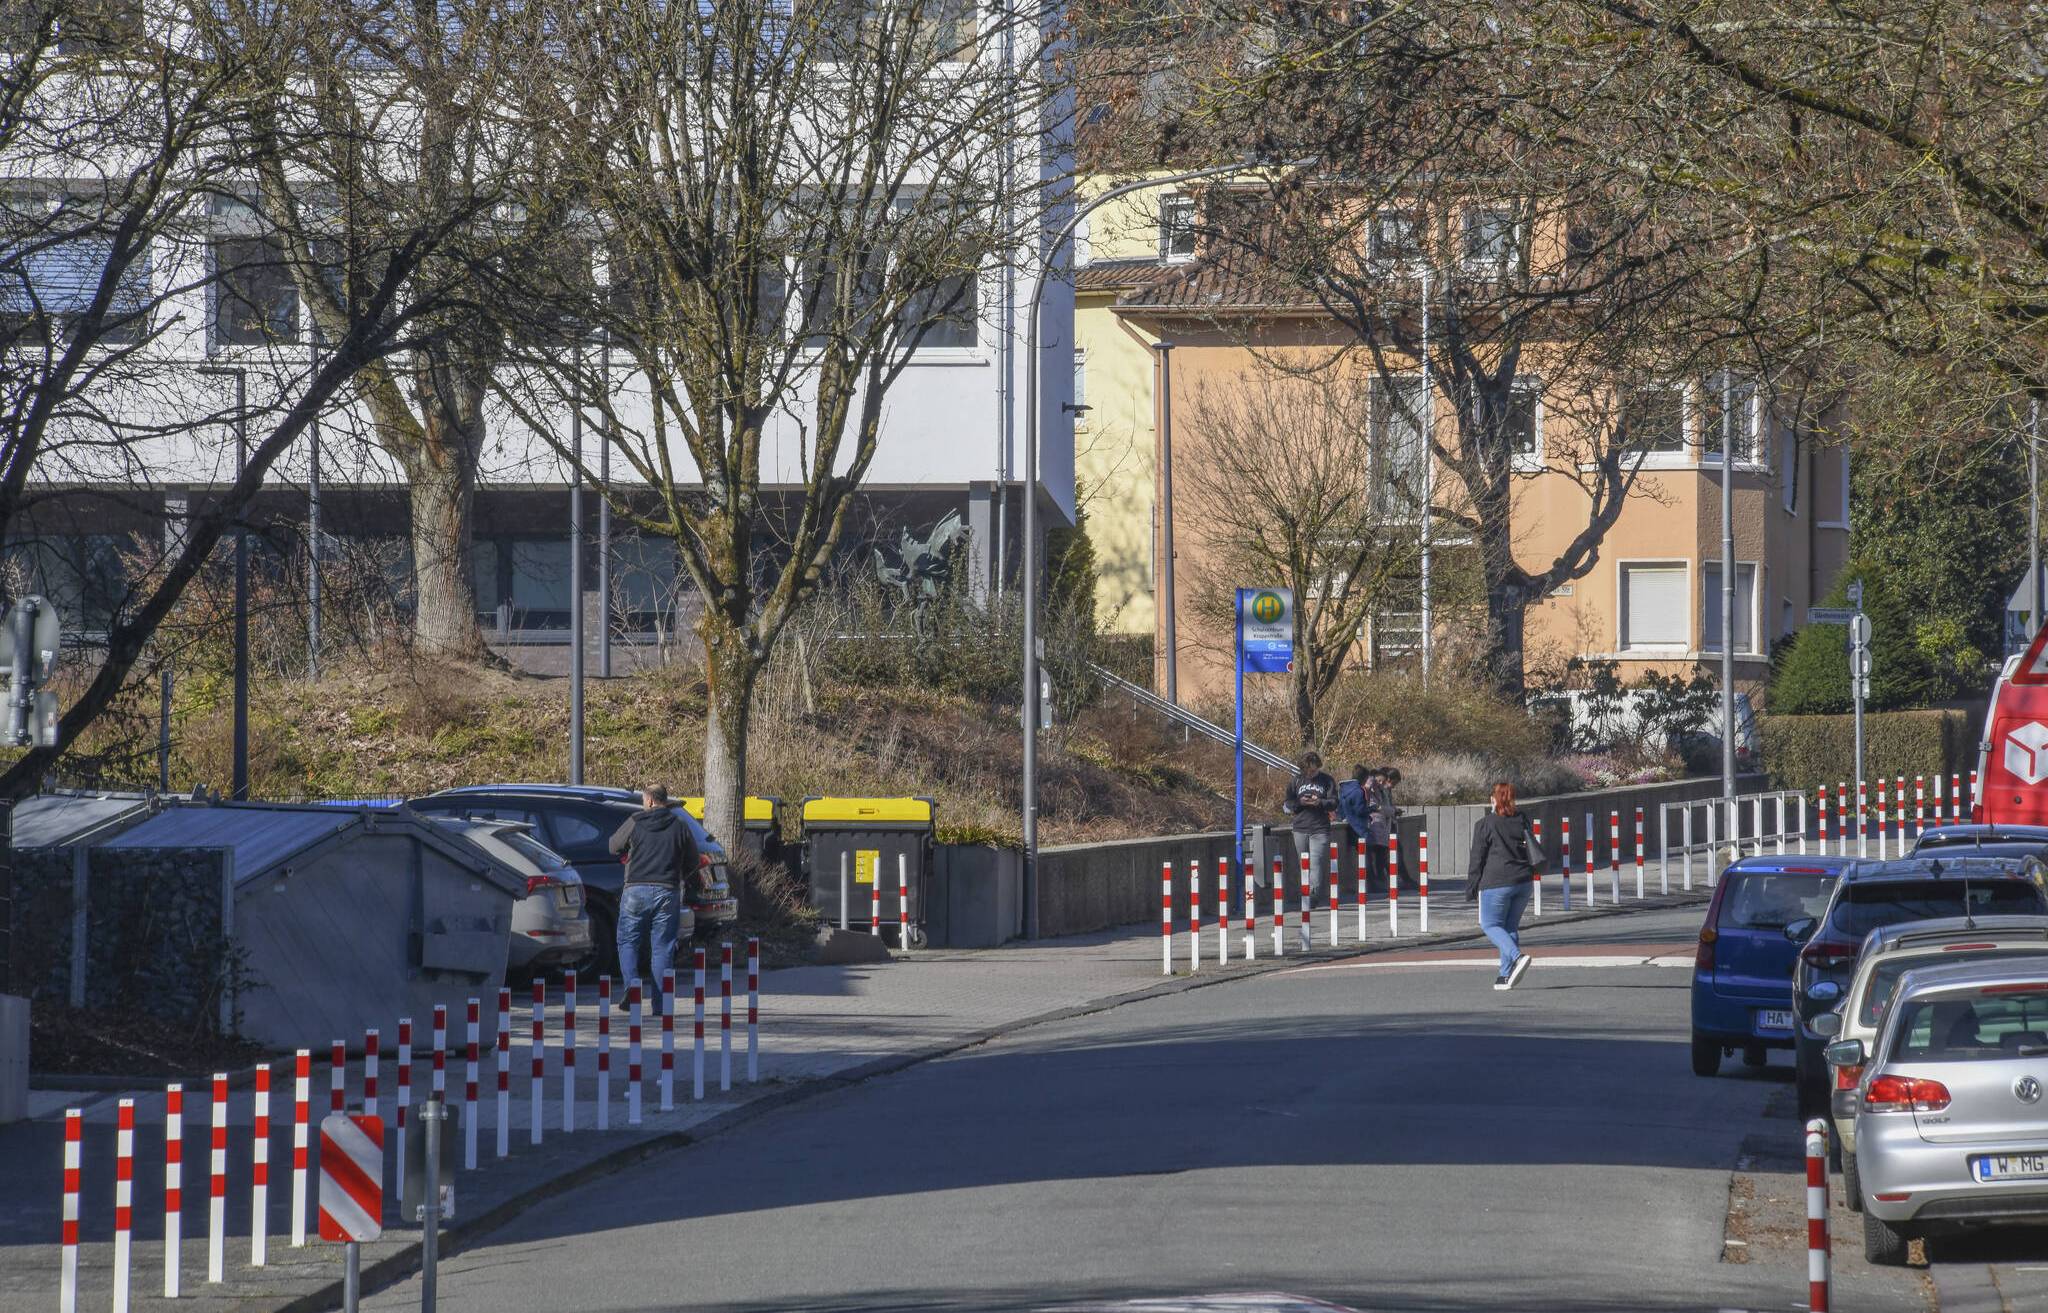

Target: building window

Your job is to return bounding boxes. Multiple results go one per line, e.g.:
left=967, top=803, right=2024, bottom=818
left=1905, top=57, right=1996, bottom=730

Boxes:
left=1701, top=561, right=1758, bottom=654
left=1, top=227, right=151, bottom=347
left=212, top=235, right=299, bottom=347
left=1159, top=194, right=1196, bottom=261
left=1461, top=206, right=1521, bottom=272
left=1619, top=386, right=1686, bottom=454
left=1370, top=376, right=1428, bottom=516
left=1700, top=373, right=1761, bottom=463
left=1370, top=208, right=1422, bottom=265
left=899, top=269, right=977, bottom=348
left=1507, top=382, right=1540, bottom=459
left=1620, top=562, right=1688, bottom=651
left=1072, top=346, right=1087, bottom=413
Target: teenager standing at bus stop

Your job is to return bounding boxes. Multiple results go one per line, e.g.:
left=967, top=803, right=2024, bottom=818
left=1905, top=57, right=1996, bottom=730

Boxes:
left=1283, top=752, right=1337, bottom=951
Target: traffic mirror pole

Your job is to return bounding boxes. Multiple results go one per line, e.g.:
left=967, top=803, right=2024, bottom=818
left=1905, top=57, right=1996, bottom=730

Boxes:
left=420, top=1099, right=443, bottom=1313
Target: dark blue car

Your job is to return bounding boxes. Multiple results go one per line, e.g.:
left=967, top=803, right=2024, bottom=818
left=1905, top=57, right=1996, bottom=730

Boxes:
left=1691, top=854, right=1855, bottom=1076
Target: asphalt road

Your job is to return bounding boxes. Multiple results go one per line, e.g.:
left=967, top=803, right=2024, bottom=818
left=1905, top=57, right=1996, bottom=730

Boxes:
left=362, top=907, right=1929, bottom=1313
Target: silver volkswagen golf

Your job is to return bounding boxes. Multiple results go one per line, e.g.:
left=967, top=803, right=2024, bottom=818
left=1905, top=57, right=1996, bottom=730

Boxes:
left=1835, top=955, right=2048, bottom=1264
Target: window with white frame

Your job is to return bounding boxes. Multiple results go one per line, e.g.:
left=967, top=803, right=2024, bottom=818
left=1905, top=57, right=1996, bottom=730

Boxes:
left=1159, top=194, right=1196, bottom=261
left=1700, top=373, right=1762, bottom=463
left=1619, top=386, right=1687, bottom=454
left=1370, top=208, right=1423, bottom=265
left=1507, top=382, right=1540, bottom=459
left=1461, top=206, right=1521, bottom=272
left=1700, top=561, right=1758, bottom=654
left=1071, top=346, right=1087, bottom=415
left=2, top=198, right=152, bottom=347
left=1620, top=562, right=1688, bottom=651
left=1370, top=376, right=1428, bottom=516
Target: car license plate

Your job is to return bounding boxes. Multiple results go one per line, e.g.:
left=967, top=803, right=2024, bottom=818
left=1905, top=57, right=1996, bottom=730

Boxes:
left=1975, top=1154, right=2048, bottom=1182
left=1755, top=1009, right=1795, bottom=1033
left=560, top=885, right=583, bottom=908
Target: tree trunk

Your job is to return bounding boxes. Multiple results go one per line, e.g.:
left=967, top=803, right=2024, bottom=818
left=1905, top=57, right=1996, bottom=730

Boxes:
left=1290, top=667, right=1316, bottom=751
left=700, top=616, right=763, bottom=876
left=1483, top=568, right=1529, bottom=702
left=403, top=363, right=490, bottom=658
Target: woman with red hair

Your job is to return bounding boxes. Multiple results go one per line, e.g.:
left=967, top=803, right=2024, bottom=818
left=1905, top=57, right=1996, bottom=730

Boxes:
left=1466, top=781, right=1543, bottom=990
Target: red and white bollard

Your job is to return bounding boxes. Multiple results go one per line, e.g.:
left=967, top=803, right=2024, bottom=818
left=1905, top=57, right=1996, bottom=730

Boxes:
left=1936, top=770, right=1948, bottom=822
left=1355, top=837, right=1369, bottom=939
left=60, top=1108, right=79, bottom=1313
left=661, top=969, right=677, bottom=1111
left=1857, top=779, right=1868, bottom=857
left=364, top=1028, right=379, bottom=1118
left=720, top=943, right=734, bottom=1093
left=1608, top=810, right=1621, bottom=903
left=1327, top=838, right=1340, bottom=946
left=596, top=976, right=613, bottom=1131
left=114, top=1097, right=134, bottom=1313
left=747, top=939, right=760, bottom=1084
left=1818, top=787, right=1830, bottom=856
left=1188, top=858, right=1201, bottom=974
left=1583, top=814, right=1596, bottom=908
left=1216, top=855, right=1231, bottom=965
left=627, top=980, right=644, bottom=1126
left=692, top=948, right=707, bottom=1101
left=1837, top=782, right=1849, bottom=856
left=330, top=1039, right=345, bottom=1116
left=1915, top=775, right=1925, bottom=836
left=1297, top=850, right=1311, bottom=949
left=1531, top=820, right=1544, bottom=916
left=1971, top=769, right=1981, bottom=815
left=1806, top=1118, right=1831, bottom=1313
left=250, top=1063, right=270, bottom=1266
left=1418, top=831, right=1430, bottom=933
left=870, top=857, right=881, bottom=935
left=1272, top=854, right=1285, bottom=956
left=1160, top=860, right=1173, bottom=975
left=1876, top=779, right=1889, bottom=860
left=207, top=1072, right=226, bottom=1284
left=1895, top=776, right=1905, bottom=847
left=897, top=853, right=910, bottom=952
left=1243, top=857, right=1258, bottom=961
left=464, top=997, right=480, bottom=1168
left=1387, top=832, right=1400, bottom=935
left=1633, top=807, right=1645, bottom=899
left=431, top=1005, right=448, bottom=1122
left=495, top=988, right=511, bottom=1158
left=1559, top=816, right=1572, bottom=910
left=395, top=1020, right=411, bottom=1198
left=291, top=1050, right=309, bottom=1248
left=1952, top=771, right=1962, bottom=820
left=529, top=983, right=545, bottom=1145
left=164, top=1083, right=183, bottom=1297
left=562, top=971, right=578, bottom=1132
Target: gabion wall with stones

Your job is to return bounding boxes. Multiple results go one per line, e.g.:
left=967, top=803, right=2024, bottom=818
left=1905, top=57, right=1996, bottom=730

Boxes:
left=11, top=847, right=234, bottom=1030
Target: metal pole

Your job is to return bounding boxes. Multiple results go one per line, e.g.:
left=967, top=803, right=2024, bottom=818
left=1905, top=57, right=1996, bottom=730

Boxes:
left=598, top=334, right=611, bottom=678
left=420, top=1099, right=443, bottom=1313
left=158, top=667, right=171, bottom=792
left=1720, top=371, right=1736, bottom=810
left=342, top=1241, right=359, bottom=1313
left=2032, top=397, right=2042, bottom=634
left=1419, top=264, right=1433, bottom=686
left=308, top=340, right=322, bottom=680
left=569, top=351, right=585, bottom=786
left=1021, top=161, right=1260, bottom=940
left=232, top=369, right=249, bottom=801
left=1155, top=341, right=1176, bottom=703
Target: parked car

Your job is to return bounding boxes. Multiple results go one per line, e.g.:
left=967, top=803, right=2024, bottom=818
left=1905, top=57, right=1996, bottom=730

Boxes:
left=1787, top=855, right=2048, bottom=1119
left=407, top=785, right=740, bottom=971
left=1691, top=855, right=1853, bottom=1077
left=1810, top=915, right=2048, bottom=1209
left=433, top=816, right=595, bottom=972
left=1911, top=823, right=2048, bottom=862
left=1830, top=954, right=2048, bottom=1264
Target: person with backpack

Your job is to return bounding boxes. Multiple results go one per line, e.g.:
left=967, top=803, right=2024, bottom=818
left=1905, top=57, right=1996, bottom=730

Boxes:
left=1466, top=781, right=1543, bottom=990
left=607, top=783, right=700, bottom=1006
left=1336, top=764, right=1375, bottom=855
left=1282, top=751, right=1337, bottom=950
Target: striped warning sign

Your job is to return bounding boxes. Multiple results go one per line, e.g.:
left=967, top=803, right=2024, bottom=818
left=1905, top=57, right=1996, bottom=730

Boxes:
left=317, top=1113, right=384, bottom=1243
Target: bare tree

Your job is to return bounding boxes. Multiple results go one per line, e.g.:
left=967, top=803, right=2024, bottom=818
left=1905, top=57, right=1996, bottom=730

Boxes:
left=502, top=0, right=1066, bottom=845
left=1178, top=364, right=1421, bottom=744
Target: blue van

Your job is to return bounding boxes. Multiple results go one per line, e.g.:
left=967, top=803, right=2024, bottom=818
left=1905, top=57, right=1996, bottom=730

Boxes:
left=1691, top=854, right=1856, bottom=1075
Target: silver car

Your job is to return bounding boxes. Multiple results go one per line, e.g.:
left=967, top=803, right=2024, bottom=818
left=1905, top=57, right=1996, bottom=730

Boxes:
left=439, top=817, right=595, bottom=971
left=1834, top=954, right=2048, bottom=1264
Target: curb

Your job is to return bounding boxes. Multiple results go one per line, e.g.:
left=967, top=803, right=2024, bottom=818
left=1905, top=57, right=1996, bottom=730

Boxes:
left=276, top=889, right=1708, bottom=1313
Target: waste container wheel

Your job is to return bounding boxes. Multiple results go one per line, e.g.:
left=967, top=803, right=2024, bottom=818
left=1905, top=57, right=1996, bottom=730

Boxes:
left=909, top=925, right=927, bottom=949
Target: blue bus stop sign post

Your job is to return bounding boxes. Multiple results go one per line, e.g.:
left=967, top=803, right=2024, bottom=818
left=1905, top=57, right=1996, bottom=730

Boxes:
left=1235, top=588, right=1295, bottom=884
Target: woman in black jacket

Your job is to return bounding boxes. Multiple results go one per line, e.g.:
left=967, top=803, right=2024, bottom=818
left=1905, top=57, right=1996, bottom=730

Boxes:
left=1466, top=781, right=1542, bottom=990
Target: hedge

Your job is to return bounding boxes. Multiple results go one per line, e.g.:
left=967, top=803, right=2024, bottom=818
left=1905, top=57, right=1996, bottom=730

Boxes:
left=1760, top=709, right=1979, bottom=796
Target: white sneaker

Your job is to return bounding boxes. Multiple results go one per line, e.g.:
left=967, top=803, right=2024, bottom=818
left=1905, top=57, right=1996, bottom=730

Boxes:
left=1492, top=972, right=1511, bottom=991
left=1506, top=955, right=1533, bottom=989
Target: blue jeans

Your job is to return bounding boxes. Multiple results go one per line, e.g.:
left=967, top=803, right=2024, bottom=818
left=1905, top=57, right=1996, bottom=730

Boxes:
left=1478, top=882, right=1532, bottom=974
left=616, top=883, right=680, bottom=1000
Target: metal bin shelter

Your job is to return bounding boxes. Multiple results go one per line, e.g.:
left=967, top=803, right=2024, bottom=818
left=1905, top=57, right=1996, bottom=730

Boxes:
left=802, top=797, right=933, bottom=946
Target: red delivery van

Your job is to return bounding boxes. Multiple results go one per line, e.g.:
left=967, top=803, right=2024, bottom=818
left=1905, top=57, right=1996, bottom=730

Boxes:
left=1977, top=630, right=2048, bottom=825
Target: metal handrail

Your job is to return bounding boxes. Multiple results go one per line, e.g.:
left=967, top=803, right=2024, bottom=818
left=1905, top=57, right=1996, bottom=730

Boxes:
left=1089, top=664, right=1296, bottom=773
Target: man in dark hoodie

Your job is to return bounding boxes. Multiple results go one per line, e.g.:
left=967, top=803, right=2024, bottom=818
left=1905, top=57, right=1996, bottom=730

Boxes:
left=607, top=784, right=699, bottom=999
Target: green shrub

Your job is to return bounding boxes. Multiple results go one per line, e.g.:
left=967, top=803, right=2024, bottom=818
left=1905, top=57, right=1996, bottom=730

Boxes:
left=1769, top=564, right=1949, bottom=713
left=1760, top=708, right=1977, bottom=794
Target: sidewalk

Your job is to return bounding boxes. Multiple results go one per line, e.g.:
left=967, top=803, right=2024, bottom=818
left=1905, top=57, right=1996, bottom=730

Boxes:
left=0, top=868, right=1711, bottom=1313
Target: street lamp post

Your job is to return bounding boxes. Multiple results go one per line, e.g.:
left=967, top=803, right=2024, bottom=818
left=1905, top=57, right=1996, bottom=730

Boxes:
left=1021, top=158, right=1294, bottom=938
left=196, top=365, right=250, bottom=801
left=569, top=348, right=585, bottom=786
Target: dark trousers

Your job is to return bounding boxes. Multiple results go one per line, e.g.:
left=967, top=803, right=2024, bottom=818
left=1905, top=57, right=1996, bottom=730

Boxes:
left=1367, top=841, right=1392, bottom=897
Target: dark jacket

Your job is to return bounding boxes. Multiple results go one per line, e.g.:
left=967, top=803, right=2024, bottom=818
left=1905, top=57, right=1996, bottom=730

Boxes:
left=608, top=807, right=700, bottom=889
left=1283, top=771, right=1337, bottom=834
left=1336, top=778, right=1374, bottom=838
left=1466, top=811, right=1543, bottom=900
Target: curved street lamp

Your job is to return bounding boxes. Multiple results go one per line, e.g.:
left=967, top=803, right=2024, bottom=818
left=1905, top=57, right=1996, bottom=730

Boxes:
left=1019, top=156, right=1311, bottom=938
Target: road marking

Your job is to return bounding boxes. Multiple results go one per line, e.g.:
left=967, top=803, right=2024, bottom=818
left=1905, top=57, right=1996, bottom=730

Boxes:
left=1273, top=951, right=1692, bottom=977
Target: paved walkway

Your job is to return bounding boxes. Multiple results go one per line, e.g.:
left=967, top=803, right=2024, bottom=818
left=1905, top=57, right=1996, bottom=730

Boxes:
left=0, top=870, right=1714, bottom=1313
